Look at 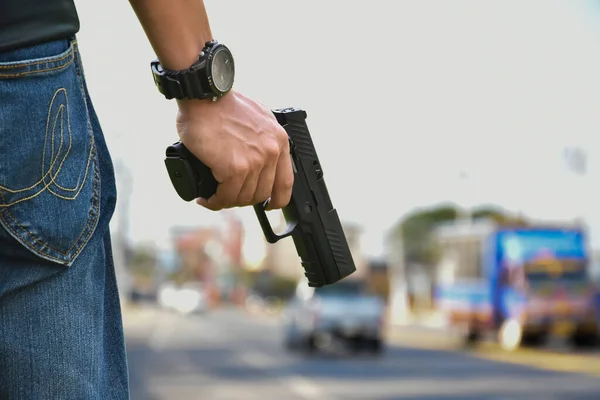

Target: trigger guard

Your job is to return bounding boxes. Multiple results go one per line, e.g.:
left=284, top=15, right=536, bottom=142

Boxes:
left=253, top=200, right=296, bottom=244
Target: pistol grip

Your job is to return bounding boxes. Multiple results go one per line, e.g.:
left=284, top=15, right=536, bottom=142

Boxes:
left=253, top=201, right=297, bottom=243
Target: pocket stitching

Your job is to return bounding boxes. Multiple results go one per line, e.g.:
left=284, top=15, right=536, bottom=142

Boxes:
left=0, top=43, right=75, bottom=69
left=0, top=88, right=94, bottom=202
left=0, top=46, right=75, bottom=79
left=0, top=62, right=74, bottom=79
left=0, top=157, right=100, bottom=262
left=43, top=89, right=95, bottom=198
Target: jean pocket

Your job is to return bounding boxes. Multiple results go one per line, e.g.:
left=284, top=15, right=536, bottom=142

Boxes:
left=0, top=39, right=100, bottom=267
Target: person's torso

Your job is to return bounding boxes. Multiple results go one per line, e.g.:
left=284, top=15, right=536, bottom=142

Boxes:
left=0, top=0, right=79, bottom=53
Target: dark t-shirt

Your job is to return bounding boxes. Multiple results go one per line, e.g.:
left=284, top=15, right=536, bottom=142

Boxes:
left=0, top=0, right=79, bottom=53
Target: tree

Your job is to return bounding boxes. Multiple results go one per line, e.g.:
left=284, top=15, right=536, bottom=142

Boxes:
left=391, top=204, right=527, bottom=267
left=393, top=204, right=459, bottom=266
left=470, top=206, right=529, bottom=226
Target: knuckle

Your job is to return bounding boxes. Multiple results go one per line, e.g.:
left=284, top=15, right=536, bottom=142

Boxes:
left=263, top=138, right=281, bottom=159
left=232, top=159, right=250, bottom=175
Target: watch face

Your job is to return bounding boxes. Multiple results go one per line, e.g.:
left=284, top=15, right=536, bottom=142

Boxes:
left=210, top=47, right=235, bottom=93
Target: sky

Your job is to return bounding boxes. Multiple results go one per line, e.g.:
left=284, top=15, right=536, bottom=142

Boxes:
left=74, top=0, right=600, bottom=256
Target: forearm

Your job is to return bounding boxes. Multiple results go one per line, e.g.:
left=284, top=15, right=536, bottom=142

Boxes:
left=129, top=0, right=213, bottom=71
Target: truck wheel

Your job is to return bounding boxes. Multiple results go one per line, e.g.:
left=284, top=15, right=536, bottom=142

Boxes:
left=458, top=323, right=480, bottom=347
left=521, top=332, right=547, bottom=348
left=303, top=335, right=318, bottom=354
left=498, top=319, right=523, bottom=351
left=466, top=329, right=481, bottom=344
left=570, top=333, right=599, bottom=349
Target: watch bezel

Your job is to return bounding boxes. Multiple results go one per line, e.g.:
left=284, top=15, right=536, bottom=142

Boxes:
left=205, top=42, right=235, bottom=96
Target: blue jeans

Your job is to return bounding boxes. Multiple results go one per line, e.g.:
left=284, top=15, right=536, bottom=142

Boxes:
left=0, top=38, right=129, bottom=399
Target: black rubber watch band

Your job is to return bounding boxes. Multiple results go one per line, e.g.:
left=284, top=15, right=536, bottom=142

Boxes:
left=152, top=61, right=211, bottom=100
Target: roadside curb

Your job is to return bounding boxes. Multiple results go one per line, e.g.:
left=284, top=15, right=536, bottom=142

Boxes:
left=387, top=322, right=600, bottom=377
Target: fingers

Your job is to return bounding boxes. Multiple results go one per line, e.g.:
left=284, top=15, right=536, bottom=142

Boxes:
left=266, top=141, right=294, bottom=210
left=248, top=139, right=280, bottom=206
left=197, top=158, right=247, bottom=211
left=235, top=134, right=280, bottom=207
left=197, top=136, right=281, bottom=210
left=189, top=98, right=293, bottom=212
left=235, top=168, right=262, bottom=206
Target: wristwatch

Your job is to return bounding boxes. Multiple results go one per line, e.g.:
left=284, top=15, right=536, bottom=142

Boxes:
left=150, top=40, right=235, bottom=101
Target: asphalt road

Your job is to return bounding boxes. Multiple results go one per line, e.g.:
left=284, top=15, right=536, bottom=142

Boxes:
left=124, top=307, right=600, bottom=400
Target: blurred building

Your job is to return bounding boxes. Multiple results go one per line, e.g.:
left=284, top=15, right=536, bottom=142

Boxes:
left=170, top=215, right=246, bottom=303
left=172, top=226, right=220, bottom=283
left=434, top=219, right=497, bottom=284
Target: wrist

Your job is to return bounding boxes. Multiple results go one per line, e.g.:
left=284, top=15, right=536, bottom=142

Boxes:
left=177, top=91, right=233, bottom=113
left=130, top=0, right=214, bottom=71
left=157, top=33, right=213, bottom=71
left=176, top=98, right=215, bottom=113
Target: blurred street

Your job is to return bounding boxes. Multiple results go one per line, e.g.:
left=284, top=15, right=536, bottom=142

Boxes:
left=124, top=307, right=600, bottom=400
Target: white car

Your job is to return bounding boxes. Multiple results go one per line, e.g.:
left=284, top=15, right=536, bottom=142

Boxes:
left=282, top=278, right=386, bottom=354
left=158, top=281, right=208, bottom=315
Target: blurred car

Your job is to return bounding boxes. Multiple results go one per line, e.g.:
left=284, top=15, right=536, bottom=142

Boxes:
left=282, top=278, right=386, bottom=355
left=158, top=282, right=178, bottom=309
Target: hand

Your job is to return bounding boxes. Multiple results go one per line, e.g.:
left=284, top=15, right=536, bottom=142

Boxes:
left=176, top=90, right=294, bottom=211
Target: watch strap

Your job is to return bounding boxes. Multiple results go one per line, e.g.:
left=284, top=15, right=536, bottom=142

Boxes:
left=152, top=62, right=213, bottom=100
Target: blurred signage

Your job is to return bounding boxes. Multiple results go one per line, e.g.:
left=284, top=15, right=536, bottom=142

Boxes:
left=524, top=258, right=584, bottom=278
left=500, top=229, right=585, bottom=263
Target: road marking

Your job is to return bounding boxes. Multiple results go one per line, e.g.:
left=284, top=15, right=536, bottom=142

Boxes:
left=239, top=351, right=279, bottom=368
left=284, top=376, right=325, bottom=400
left=238, top=350, right=335, bottom=400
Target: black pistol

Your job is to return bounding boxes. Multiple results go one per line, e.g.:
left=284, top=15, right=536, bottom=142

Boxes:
left=163, top=107, right=356, bottom=287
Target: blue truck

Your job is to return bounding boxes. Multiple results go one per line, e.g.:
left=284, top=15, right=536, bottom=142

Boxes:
left=433, top=221, right=600, bottom=350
